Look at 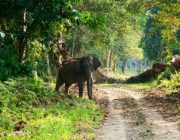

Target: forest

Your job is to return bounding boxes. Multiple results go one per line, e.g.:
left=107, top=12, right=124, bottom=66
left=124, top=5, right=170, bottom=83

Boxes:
left=0, top=0, right=180, bottom=139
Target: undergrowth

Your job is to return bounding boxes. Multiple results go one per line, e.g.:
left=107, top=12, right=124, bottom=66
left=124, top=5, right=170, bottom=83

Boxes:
left=0, top=77, right=103, bottom=140
left=157, top=70, right=180, bottom=94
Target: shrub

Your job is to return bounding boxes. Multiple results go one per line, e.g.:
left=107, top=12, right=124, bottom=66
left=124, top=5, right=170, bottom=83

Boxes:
left=0, top=77, right=103, bottom=139
left=157, top=71, right=180, bottom=94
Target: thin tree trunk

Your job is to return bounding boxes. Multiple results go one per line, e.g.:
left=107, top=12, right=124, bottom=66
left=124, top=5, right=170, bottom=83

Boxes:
left=0, top=18, right=8, bottom=46
left=127, top=58, right=131, bottom=69
left=71, top=35, right=76, bottom=57
left=0, top=18, right=8, bottom=31
left=109, top=49, right=113, bottom=68
left=113, top=59, right=117, bottom=73
left=55, top=33, right=63, bottom=78
left=122, top=59, right=128, bottom=74
left=46, top=54, right=52, bottom=82
left=106, top=49, right=111, bottom=68
left=16, top=9, right=27, bottom=63
left=56, top=33, right=63, bottom=67
left=138, top=60, right=142, bottom=73
left=149, top=61, right=151, bottom=69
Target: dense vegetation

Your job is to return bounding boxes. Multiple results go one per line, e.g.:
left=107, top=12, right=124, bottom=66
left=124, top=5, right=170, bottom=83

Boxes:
left=0, top=77, right=103, bottom=139
left=0, top=0, right=180, bottom=139
left=1, top=1, right=180, bottom=76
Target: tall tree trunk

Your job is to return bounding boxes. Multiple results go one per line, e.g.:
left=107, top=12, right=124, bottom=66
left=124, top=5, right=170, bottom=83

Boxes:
left=122, top=59, right=128, bottom=74
left=46, top=54, right=52, bottom=82
left=106, top=49, right=111, bottom=68
left=55, top=33, right=63, bottom=79
left=56, top=33, right=63, bottom=68
left=16, top=9, right=27, bottom=63
left=71, top=35, right=76, bottom=57
left=138, top=60, right=142, bottom=73
left=0, top=18, right=8, bottom=31
left=149, top=61, right=151, bottom=69
left=109, top=49, right=113, bottom=68
left=128, top=58, right=132, bottom=69
left=113, top=59, right=117, bottom=73
left=0, top=18, right=8, bottom=46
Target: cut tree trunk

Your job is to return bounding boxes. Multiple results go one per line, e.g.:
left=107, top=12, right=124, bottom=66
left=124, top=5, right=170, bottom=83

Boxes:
left=125, top=62, right=167, bottom=83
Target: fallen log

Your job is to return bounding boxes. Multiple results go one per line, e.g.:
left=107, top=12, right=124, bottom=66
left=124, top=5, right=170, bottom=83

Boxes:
left=125, top=62, right=167, bottom=83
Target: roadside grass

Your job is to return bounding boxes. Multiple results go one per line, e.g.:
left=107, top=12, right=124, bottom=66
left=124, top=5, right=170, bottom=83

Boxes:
left=123, top=81, right=157, bottom=89
left=0, top=77, right=103, bottom=140
left=97, top=81, right=157, bottom=89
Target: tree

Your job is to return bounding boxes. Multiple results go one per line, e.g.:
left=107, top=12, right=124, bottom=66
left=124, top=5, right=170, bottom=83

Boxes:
left=64, top=0, right=144, bottom=72
left=0, top=0, right=106, bottom=80
left=0, top=0, right=83, bottom=63
left=139, top=8, right=166, bottom=61
left=139, top=1, right=180, bottom=61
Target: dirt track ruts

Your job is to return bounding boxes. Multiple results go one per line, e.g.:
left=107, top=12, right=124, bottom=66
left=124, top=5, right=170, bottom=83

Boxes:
left=95, top=86, right=180, bottom=140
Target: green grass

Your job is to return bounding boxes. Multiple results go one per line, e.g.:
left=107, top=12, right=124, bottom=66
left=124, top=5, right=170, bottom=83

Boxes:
left=0, top=77, right=103, bottom=140
left=124, top=81, right=157, bottom=89
left=97, top=82, right=156, bottom=89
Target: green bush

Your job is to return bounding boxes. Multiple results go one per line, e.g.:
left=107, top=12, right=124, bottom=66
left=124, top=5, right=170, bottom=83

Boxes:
left=0, top=77, right=103, bottom=139
left=157, top=70, right=180, bottom=94
left=0, top=54, right=36, bottom=81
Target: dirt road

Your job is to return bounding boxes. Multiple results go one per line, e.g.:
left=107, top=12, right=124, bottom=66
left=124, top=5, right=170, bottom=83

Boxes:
left=95, top=86, right=180, bottom=140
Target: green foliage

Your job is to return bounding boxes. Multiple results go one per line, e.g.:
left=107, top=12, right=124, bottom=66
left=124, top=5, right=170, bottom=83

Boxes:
left=0, top=0, right=108, bottom=79
left=139, top=8, right=165, bottom=61
left=157, top=70, right=180, bottom=94
left=124, top=81, right=157, bottom=89
left=63, top=0, right=144, bottom=67
left=0, top=52, right=19, bottom=81
left=0, top=46, right=36, bottom=81
left=0, top=77, right=103, bottom=139
left=139, top=1, right=180, bottom=61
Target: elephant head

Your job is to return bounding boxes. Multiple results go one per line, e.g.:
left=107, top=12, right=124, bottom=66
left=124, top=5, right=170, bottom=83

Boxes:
left=75, top=56, right=101, bottom=73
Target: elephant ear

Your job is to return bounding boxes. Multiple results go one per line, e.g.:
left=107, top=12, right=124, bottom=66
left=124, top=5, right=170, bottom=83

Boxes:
left=75, top=60, right=82, bottom=72
left=93, top=57, right=101, bottom=70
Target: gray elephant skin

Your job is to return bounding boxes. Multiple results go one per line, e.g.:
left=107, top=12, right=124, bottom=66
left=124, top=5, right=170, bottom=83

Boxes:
left=55, top=56, right=101, bottom=99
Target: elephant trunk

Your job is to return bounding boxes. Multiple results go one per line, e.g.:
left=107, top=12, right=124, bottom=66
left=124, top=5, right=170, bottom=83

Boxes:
left=87, top=77, right=93, bottom=99
left=85, top=70, right=93, bottom=99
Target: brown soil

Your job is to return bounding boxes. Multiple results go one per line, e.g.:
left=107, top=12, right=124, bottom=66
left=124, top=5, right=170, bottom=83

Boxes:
left=93, top=85, right=180, bottom=140
left=65, top=68, right=180, bottom=139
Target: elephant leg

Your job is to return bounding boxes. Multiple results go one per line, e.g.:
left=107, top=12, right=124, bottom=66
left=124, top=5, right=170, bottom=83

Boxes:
left=55, top=79, right=64, bottom=91
left=65, top=84, right=71, bottom=95
left=87, top=78, right=93, bottom=99
left=78, top=80, right=84, bottom=98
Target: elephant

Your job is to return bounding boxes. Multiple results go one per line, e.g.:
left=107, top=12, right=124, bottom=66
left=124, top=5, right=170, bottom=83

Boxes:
left=55, top=56, right=101, bottom=99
